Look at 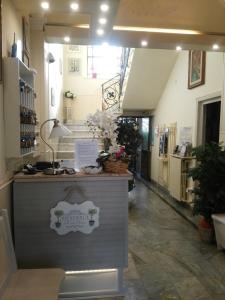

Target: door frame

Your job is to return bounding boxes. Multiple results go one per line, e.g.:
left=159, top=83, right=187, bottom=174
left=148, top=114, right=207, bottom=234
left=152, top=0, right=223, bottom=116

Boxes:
left=195, top=91, right=222, bottom=146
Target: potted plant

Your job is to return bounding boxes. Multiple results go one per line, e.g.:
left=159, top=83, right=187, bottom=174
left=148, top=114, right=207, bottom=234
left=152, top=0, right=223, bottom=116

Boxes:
left=116, top=118, right=143, bottom=205
left=189, top=142, right=225, bottom=242
left=116, top=118, right=142, bottom=173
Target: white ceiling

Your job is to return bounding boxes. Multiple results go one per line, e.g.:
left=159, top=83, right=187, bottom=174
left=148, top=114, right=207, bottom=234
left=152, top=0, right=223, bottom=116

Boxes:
left=12, top=0, right=225, bottom=50
left=122, top=49, right=178, bottom=110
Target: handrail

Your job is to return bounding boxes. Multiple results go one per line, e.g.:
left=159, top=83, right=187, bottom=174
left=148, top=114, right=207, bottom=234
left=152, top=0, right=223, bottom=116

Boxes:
left=101, top=73, right=120, bottom=88
left=101, top=47, right=131, bottom=111
left=102, top=74, right=121, bottom=111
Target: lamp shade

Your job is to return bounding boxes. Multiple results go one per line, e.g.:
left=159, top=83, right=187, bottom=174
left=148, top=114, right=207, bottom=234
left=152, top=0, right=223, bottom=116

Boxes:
left=49, top=120, right=72, bottom=139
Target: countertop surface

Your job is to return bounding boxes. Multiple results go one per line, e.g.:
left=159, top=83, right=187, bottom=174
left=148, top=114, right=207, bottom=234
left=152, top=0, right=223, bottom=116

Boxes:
left=14, top=171, right=132, bottom=182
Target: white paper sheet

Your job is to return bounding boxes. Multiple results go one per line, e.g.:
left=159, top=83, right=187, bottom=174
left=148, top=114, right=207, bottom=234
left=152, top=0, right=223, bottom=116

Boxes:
left=180, top=127, right=192, bottom=144
left=75, top=139, right=98, bottom=171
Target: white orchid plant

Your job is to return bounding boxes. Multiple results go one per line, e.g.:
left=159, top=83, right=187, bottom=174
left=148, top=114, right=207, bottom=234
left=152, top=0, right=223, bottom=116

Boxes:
left=87, top=110, right=120, bottom=154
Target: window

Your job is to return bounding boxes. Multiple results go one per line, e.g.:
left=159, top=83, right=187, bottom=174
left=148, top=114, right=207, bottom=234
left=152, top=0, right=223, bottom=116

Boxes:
left=87, top=45, right=122, bottom=79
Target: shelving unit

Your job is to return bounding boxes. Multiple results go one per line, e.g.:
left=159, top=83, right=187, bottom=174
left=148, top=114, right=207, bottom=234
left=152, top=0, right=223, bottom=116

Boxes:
left=4, top=58, right=37, bottom=158
left=169, top=155, right=194, bottom=202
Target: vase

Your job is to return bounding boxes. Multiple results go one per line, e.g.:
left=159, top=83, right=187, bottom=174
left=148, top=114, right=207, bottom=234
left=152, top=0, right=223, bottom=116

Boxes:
left=198, top=217, right=215, bottom=243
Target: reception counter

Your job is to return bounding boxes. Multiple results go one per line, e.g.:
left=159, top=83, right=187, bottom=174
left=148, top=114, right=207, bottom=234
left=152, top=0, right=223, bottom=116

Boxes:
left=13, top=171, right=131, bottom=298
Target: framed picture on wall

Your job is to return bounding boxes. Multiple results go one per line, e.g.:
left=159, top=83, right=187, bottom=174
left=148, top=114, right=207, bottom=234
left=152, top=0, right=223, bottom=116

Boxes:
left=188, top=50, right=206, bottom=89
left=68, top=57, right=81, bottom=75
left=68, top=45, right=80, bottom=52
left=0, top=0, right=2, bottom=82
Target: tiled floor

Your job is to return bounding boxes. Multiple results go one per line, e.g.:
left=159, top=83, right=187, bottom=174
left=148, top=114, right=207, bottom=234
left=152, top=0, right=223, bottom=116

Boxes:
left=96, top=180, right=225, bottom=300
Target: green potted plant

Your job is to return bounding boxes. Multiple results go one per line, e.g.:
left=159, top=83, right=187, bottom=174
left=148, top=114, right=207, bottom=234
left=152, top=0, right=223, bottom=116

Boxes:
left=116, top=118, right=142, bottom=205
left=189, top=142, right=225, bottom=242
left=116, top=118, right=142, bottom=173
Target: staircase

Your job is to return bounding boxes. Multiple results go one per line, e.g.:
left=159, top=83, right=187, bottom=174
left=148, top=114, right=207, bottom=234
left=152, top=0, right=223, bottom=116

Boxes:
left=55, top=120, right=102, bottom=167
left=55, top=48, right=135, bottom=165
left=102, top=48, right=134, bottom=113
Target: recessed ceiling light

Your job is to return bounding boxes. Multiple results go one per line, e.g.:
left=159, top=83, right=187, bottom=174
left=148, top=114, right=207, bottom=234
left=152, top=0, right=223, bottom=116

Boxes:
left=176, top=46, right=182, bottom=51
left=99, top=18, right=107, bottom=25
left=100, top=3, right=109, bottom=12
left=70, top=2, right=79, bottom=10
left=96, top=28, right=104, bottom=36
left=141, top=40, right=148, bottom=47
left=64, top=36, right=71, bottom=42
left=41, top=1, right=49, bottom=10
left=212, top=44, right=219, bottom=50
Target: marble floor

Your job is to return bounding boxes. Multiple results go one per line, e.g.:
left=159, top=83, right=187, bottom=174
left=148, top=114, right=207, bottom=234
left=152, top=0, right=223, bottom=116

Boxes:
left=95, top=180, right=225, bottom=300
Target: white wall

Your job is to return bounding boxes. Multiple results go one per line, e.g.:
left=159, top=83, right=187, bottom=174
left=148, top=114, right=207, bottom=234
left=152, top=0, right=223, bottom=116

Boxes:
left=63, top=45, right=104, bottom=122
left=48, top=44, right=63, bottom=121
left=151, top=51, right=225, bottom=182
left=123, top=49, right=178, bottom=110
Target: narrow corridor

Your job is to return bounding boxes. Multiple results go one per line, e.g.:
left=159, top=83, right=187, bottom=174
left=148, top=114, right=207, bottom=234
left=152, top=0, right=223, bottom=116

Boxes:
left=100, top=180, right=225, bottom=300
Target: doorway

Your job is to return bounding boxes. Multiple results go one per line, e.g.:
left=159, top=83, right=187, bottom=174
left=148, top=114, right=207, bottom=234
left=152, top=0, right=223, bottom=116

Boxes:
left=135, top=117, right=152, bottom=181
left=197, top=95, right=221, bottom=145
left=203, top=101, right=221, bottom=144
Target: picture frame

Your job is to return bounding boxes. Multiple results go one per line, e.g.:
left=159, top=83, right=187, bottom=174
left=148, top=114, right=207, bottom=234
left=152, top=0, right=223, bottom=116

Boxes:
left=188, top=50, right=206, bottom=89
left=68, top=57, right=81, bottom=75
left=0, top=0, right=2, bottom=82
left=180, top=144, right=187, bottom=157
left=68, top=45, right=80, bottom=52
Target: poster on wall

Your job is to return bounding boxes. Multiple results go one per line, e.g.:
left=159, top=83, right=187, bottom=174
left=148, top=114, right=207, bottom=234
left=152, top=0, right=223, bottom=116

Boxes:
left=50, top=201, right=100, bottom=235
left=180, top=127, right=192, bottom=144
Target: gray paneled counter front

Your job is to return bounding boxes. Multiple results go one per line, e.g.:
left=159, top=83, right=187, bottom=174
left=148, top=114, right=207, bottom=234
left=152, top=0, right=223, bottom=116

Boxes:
left=13, top=172, right=131, bottom=271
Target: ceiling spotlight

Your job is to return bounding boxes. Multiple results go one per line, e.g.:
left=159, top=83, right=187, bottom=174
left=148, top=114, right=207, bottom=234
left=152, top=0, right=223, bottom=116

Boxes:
left=141, top=40, right=148, bottom=47
left=41, top=1, right=49, bottom=10
left=100, top=3, right=109, bottom=12
left=64, top=36, right=71, bottom=42
left=212, top=44, right=219, bottom=50
left=70, top=2, right=79, bottom=10
left=99, top=18, right=107, bottom=25
left=176, top=46, right=182, bottom=51
left=97, top=28, right=104, bottom=36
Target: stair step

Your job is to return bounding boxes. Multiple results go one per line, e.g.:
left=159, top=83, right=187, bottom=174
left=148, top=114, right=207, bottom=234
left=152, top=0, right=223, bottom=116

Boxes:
left=56, top=151, right=75, bottom=159
left=58, top=142, right=103, bottom=151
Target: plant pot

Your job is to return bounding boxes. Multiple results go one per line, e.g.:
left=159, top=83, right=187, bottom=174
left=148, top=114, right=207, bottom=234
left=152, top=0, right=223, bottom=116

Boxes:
left=198, top=217, right=215, bottom=243
left=103, top=158, right=128, bottom=174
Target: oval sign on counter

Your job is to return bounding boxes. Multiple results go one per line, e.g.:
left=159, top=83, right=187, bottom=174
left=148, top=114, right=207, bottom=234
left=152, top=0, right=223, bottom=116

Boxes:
left=50, top=201, right=100, bottom=235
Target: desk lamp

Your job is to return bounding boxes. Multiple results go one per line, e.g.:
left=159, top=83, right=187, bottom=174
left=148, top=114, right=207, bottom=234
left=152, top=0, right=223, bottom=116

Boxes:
left=40, top=118, right=72, bottom=175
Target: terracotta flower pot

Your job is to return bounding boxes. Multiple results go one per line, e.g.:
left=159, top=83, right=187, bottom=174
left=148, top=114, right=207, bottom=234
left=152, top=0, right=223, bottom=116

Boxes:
left=198, top=217, right=215, bottom=243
